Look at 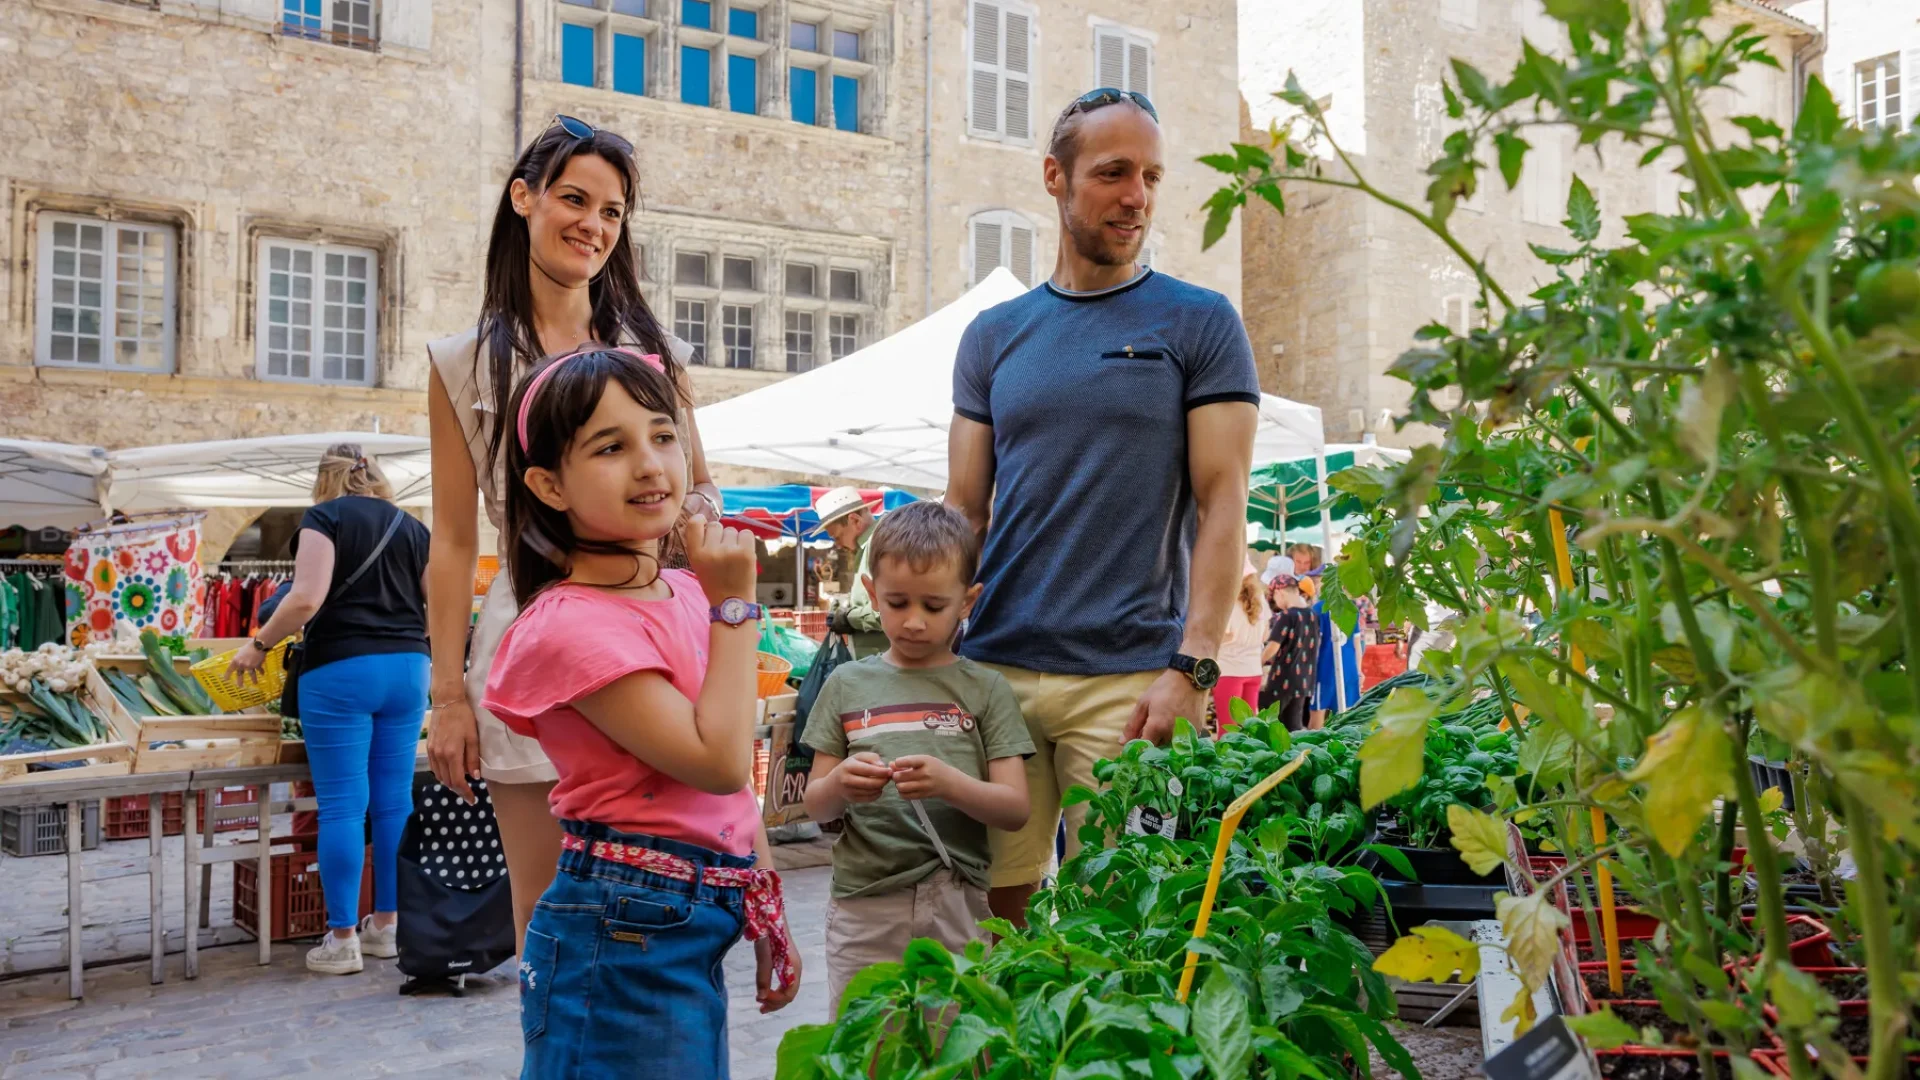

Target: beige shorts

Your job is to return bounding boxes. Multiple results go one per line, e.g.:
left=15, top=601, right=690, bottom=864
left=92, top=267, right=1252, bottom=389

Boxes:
left=980, top=664, right=1161, bottom=889
left=468, top=573, right=558, bottom=786
left=824, top=869, right=989, bottom=1018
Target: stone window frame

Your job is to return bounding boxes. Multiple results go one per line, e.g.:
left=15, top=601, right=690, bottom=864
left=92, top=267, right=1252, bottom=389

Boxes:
left=550, top=0, right=885, bottom=135
left=282, top=0, right=382, bottom=51
left=252, top=236, right=382, bottom=388
left=1089, top=20, right=1152, bottom=100
left=1855, top=52, right=1902, bottom=133
left=558, top=0, right=659, bottom=95
left=239, top=218, right=400, bottom=387
left=34, top=212, right=178, bottom=375
left=967, top=208, right=1038, bottom=288
left=965, top=0, right=1037, bottom=145
left=640, top=217, right=885, bottom=374
left=14, top=191, right=197, bottom=376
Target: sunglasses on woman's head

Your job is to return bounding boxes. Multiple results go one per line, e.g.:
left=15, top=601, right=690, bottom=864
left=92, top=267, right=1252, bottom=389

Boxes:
left=1067, top=87, right=1158, bottom=123
left=551, top=114, right=634, bottom=155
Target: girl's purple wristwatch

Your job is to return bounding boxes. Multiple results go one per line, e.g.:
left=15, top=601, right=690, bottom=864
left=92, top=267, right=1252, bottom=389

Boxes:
left=710, top=598, right=764, bottom=627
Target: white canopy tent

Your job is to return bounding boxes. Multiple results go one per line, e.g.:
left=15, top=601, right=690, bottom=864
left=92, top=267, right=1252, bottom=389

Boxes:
left=0, top=433, right=430, bottom=531
left=697, top=267, right=1329, bottom=490
left=103, top=433, right=431, bottom=514
left=0, top=438, right=110, bottom=529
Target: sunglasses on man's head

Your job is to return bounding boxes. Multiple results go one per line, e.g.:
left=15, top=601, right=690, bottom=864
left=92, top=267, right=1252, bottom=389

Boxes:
left=1067, top=87, right=1158, bottom=123
left=551, top=113, right=634, bottom=155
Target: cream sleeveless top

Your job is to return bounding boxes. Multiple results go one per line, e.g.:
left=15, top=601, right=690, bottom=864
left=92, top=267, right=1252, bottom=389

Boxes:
left=426, top=326, right=696, bottom=530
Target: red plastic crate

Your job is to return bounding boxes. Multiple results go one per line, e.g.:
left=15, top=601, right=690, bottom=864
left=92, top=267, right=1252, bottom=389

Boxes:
left=102, top=793, right=195, bottom=840
left=232, top=836, right=375, bottom=941
left=102, top=787, right=261, bottom=840
left=211, top=786, right=261, bottom=833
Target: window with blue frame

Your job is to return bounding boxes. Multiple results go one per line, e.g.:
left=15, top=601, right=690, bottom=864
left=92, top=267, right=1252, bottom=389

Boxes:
left=282, top=0, right=322, bottom=38
left=728, top=54, right=758, bottom=115
left=613, top=33, right=646, bottom=95
left=727, top=7, right=757, bottom=39
left=681, top=45, right=712, bottom=106
left=832, top=75, right=859, bottom=133
left=790, top=67, right=818, bottom=125
left=562, top=23, right=597, bottom=87
left=681, top=0, right=711, bottom=30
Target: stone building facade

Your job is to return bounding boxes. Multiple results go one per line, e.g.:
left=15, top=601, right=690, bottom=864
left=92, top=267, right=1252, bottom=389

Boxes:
left=1783, top=0, right=1918, bottom=133
left=1, top=0, right=1242, bottom=462
left=1238, top=0, right=1817, bottom=445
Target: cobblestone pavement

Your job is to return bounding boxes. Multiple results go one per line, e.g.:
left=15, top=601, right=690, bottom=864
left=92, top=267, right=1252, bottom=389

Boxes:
left=2, top=833, right=255, bottom=980
left=0, top=841, right=834, bottom=1080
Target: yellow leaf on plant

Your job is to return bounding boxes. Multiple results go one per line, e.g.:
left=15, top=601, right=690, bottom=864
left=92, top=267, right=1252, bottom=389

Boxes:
left=1448, top=805, right=1510, bottom=877
left=1501, top=984, right=1539, bottom=1035
left=1624, top=706, right=1735, bottom=855
left=1651, top=646, right=1698, bottom=682
left=1372, top=926, right=1482, bottom=984
left=1496, top=890, right=1570, bottom=1000
left=1358, top=687, right=1433, bottom=810
left=1758, top=787, right=1784, bottom=815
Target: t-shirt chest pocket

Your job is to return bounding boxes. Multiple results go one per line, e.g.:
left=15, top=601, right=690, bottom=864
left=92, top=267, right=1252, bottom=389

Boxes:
left=1082, top=341, right=1183, bottom=423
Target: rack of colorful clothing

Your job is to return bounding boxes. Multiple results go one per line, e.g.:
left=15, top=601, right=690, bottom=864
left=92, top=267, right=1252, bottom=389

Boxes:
left=1, top=558, right=71, bottom=650
left=203, top=561, right=294, bottom=639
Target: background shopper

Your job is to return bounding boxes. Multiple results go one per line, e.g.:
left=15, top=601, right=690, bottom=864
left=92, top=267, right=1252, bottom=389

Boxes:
left=230, top=444, right=431, bottom=974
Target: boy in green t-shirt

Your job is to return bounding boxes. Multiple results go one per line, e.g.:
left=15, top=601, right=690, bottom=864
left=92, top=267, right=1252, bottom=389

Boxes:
left=801, top=501, right=1033, bottom=1016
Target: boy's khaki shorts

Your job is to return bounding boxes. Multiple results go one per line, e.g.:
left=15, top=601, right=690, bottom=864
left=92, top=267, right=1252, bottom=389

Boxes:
left=824, top=869, right=989, bottom=1018
left=979, top=664, right=1162, bottom=889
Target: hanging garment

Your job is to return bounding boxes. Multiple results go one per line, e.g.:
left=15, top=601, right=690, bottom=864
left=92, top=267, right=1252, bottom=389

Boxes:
left=0, top=576, right=18, bottom=649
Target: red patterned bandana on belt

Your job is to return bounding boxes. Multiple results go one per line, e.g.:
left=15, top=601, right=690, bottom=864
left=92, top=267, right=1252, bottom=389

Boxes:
left=560, top=834, right=798, bottom=989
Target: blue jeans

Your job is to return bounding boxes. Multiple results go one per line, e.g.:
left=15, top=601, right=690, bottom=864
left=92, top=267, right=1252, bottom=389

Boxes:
left=520, top=820, right=750, bottom=1079
left=297, top=651, right=429, bottom=930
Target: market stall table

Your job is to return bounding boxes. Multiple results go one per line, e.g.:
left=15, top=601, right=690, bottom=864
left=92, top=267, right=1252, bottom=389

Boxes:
left=0, top=753, right=432, bottom=999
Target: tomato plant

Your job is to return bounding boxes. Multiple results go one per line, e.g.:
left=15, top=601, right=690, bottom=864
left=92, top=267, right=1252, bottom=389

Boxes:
left=1204, top=3, right=1919, bottom=1079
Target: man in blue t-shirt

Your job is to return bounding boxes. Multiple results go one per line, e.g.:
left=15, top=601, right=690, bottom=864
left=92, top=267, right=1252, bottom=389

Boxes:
left=946, top=88, right=1260, bottom=925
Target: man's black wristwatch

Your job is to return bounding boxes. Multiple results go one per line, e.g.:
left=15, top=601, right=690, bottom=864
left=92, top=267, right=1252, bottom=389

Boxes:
left=1169, top=653, right=1221, bottom=691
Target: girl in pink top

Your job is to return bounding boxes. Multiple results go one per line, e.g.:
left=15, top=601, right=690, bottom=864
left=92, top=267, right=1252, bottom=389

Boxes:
left=481, top=346, right=797, bottom=1079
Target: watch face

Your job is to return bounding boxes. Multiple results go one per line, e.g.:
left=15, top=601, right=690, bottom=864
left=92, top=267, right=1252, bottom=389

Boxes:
left=1194, top=658, right=1222, bottom=689
left=719, top=597, right=750, bottom=625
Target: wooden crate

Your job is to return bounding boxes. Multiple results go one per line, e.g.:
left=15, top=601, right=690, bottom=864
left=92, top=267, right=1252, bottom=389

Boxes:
left=127, top=713, right=282, bottom=773
left=0, top=668, right=137, bottom=785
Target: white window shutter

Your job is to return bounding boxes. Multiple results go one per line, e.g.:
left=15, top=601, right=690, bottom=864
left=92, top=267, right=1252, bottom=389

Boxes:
left=383, top=0, right=433, bottom=52
left=1096, top=29, right=1126, bottom=89
left=1008, top=223, right=1033, bottom=286
left=1003, top=11, right=1031, bottom=141
left=973, top=220, right=1003, bottom=286
left=969, top=2, right=1003, bottom=138
left=1127, top=40, right=1151, bottom=95
left=1906, top=48, right=1920, bottom=131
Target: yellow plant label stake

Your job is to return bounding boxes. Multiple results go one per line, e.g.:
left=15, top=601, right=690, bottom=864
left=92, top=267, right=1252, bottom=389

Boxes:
left=1176, top=754, right=1310, bottom=1004
left=1548, top=505, right=1624, bottom=995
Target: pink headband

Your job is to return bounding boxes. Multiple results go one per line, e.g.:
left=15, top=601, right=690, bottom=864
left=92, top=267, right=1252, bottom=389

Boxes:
left=516, top=347, right=666, bottom=453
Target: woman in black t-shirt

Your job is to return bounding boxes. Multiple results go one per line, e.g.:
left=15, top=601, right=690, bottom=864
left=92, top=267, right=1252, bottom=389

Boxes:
left=230, top=443, right=431, bottom=976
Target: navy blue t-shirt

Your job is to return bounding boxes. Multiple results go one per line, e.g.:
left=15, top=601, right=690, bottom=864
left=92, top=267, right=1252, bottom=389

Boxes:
left=952, top=270, right=1259, bottom=675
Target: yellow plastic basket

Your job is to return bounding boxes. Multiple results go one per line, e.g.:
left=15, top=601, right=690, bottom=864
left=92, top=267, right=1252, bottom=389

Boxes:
left=190, top=641, right=291, bottom=713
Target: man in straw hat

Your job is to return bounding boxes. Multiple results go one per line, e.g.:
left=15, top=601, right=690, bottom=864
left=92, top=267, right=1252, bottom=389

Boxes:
left=815, top=486, right=888, bottom=657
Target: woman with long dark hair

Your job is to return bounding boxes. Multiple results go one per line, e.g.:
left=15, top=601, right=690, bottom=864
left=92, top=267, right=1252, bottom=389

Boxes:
left=424, top=116, right=726, bottom=953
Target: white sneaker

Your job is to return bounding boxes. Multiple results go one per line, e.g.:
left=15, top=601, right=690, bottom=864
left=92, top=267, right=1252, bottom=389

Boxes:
left=306, top=931, right=363, bottom=975
left=359, top=916, right=398, bottom=959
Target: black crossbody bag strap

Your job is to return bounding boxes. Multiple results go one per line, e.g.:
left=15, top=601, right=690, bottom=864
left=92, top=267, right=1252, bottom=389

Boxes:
left=306, top=507, right=408, bottom=637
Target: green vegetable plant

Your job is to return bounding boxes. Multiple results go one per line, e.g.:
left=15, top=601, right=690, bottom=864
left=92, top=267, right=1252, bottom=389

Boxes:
left=1205, top=2, right=1919, bottom=1076
left=776, top=710, right=1420, bottom=1080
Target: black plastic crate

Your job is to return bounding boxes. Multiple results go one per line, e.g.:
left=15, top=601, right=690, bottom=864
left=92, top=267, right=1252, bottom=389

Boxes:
left=0, top=801, right=102, bottom=857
